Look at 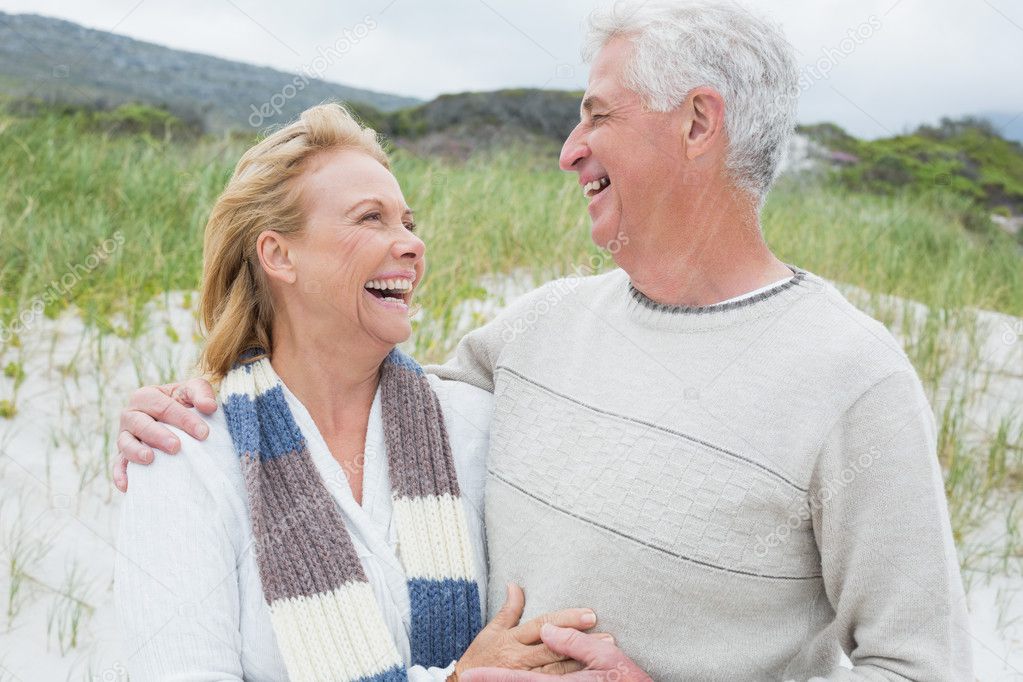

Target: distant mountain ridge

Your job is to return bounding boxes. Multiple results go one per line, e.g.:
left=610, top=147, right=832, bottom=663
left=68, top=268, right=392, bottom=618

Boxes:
left=349, top=88, right=584, bottom=156
left=0, top=11, right=420, bottom=132
left=798, top=118, right=1023, bottom=221
left=3, top=9, right=1020, bottom=223
left=977, top=112, right=1023, bottom=145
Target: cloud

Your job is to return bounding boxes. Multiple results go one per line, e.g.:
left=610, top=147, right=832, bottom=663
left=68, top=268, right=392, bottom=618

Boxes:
left=1, top=0, right=1020, bottom=138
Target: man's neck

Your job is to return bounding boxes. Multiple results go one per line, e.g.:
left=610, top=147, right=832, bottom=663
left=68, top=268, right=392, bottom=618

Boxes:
left=622, top=202, right=792, bottom=307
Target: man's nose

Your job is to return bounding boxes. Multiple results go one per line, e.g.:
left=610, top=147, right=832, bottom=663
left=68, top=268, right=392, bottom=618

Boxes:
left=559, top=122, right=589, bottom=171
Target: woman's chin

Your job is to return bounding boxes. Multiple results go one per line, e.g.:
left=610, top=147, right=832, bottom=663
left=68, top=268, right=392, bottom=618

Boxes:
left=347, top=294, right=413, bottom=349
left=389, top=324, right=413, bottom=346
left=369, top=317, right=413, bottom=348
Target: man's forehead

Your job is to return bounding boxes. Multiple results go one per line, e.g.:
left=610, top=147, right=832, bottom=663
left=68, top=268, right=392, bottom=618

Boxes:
left=582, top=40, right=630, bottom=111
left=590, top=36, right=631, bottom=77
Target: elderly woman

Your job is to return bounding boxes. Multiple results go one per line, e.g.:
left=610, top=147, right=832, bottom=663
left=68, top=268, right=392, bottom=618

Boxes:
left=114, top=104, right=598, bottom=681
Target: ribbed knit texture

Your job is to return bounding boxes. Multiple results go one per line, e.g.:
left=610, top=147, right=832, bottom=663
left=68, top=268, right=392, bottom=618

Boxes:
left=427, top=266, right=973, bottom=681
left=220, top=348, right=482, bottom=682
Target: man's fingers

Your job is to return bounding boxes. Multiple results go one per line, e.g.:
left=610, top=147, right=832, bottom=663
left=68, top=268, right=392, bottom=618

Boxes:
left=533, top=659, right=586, bottom=674
left=128, top=385, right=173, bottom=411
left=459, top=668, right=550, bottom=682
left=539, top=624, right=616, bottom=669
left=522, top=632, right=612, bottom=668
left=515, top=641, right=573, bottom=669
left=112, top=455, right=129, bottom=493
left=462, top=668, right=603, bottom=682
left=153, top=394, right=209, bottom=441
left=120, top=409, right=180, bottom=454
left=489, top=582, right=526, bottom=630
left=117, top=428, right=154, bottom=465
left=512, top=607, right=597, bottom=644
left=129, top=386, right=208, bottom=442
left=182, top=378, right=217, bottom=417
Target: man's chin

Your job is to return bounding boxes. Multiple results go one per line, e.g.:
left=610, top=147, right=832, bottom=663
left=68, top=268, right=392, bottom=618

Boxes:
left=589, top=216, right=622, bottom=251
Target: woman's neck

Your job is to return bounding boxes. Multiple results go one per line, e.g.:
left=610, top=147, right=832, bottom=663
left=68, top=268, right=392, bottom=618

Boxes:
left=269, top=328, right=387, bottom=433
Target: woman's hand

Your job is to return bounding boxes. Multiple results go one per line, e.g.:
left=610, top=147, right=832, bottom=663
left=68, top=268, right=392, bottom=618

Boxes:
left=113, top=378, right=218, bottom=492
left=455, top=583, right=608, bottom=676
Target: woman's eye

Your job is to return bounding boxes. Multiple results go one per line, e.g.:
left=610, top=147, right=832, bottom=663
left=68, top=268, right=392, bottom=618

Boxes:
left=361, top=212, right=382, bottom=222
left=404, top=222, right=417, bottom=232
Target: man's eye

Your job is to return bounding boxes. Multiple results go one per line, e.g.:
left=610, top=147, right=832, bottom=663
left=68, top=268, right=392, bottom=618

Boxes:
left=361, top=212, right=382, bottom=222
left=591, top=114, right=607, bottom=124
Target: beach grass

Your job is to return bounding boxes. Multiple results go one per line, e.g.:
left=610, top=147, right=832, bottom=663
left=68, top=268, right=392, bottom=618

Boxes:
left=2, top=112, right=1022, bottom=353
left=1, top=109, right=1021, bottom=568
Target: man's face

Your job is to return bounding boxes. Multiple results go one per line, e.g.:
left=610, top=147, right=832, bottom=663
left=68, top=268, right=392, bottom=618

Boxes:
left=559, top=37, right=688, bottom=251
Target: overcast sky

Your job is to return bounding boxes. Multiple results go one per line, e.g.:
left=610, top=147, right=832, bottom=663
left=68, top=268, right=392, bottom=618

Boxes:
left=2, top=0, right=1021, bottom=139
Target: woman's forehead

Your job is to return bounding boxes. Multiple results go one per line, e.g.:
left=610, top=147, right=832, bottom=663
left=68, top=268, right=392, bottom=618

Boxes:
left=300, top=149, right=404, bottom=204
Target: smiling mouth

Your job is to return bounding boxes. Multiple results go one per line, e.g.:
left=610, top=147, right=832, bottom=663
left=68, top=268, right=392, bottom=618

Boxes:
left=364, top=277, right=413, bottom=306
left=584, top=176, right=610, bottom=199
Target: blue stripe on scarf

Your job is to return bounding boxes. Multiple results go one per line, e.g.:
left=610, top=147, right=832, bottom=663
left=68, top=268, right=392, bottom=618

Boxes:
left=385, top=348, right=424, bottom=375
left=223, top=385, right=304, bottom=459
left=408, top=578, right=483, bottom=669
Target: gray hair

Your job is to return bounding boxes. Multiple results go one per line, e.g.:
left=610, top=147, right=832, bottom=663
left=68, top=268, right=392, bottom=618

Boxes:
left=583, top=0, right=799, bottom=199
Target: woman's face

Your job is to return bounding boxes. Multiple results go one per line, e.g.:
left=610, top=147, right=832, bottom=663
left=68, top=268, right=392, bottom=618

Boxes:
left=265, top=147, right=425, bottom=351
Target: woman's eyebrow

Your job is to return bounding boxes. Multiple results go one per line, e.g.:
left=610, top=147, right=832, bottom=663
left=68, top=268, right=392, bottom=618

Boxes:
left=347, top=198, right=414, bottom=218
left=346, top=197, right=385, bottom=213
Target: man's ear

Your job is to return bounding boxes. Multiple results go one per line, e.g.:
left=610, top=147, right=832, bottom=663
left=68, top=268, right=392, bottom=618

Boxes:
left=681, top=86, right=726, bottom=160
left=256, top=230, right=297, bottom=285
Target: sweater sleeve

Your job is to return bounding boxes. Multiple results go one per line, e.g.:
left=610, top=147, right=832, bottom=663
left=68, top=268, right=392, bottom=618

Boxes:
left=114, top=430, right=246, bottom=681
left=807, top=369, right=973, bottom=681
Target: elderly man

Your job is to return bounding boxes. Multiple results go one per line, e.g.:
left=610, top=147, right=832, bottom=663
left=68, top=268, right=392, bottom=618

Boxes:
left=115, top=1, right=972, bottom=679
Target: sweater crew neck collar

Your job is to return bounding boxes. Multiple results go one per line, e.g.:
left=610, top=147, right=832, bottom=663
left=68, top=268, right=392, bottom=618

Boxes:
left=625, top=266, right=822, bottom=331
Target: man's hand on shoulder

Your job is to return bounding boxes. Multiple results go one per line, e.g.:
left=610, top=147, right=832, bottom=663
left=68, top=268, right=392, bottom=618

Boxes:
left=113, top=378, right=218, bottom=492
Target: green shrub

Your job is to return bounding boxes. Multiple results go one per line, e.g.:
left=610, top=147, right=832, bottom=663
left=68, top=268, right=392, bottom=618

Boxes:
left=804, top=118, right=1023, bottom=214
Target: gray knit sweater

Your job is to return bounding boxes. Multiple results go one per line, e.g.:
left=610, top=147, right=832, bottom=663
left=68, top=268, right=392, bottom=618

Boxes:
left=427, top=266, right=972, bottom=681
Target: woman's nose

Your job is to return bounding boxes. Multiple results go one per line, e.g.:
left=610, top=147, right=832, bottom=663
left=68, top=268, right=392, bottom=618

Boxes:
left=394, top=231, right=425, bottom=261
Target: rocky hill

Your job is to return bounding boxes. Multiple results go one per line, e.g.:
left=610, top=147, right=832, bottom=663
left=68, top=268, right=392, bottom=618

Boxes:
left=0, top=11, right=420, bottom=132
left=799, top=118, right=1023, bottom=219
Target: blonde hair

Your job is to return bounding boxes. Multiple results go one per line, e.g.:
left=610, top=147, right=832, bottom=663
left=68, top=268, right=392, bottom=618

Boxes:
left=198, top=103, right=389, bottom=383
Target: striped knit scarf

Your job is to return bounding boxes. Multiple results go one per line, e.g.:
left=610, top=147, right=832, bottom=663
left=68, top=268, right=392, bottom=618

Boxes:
left=220, top=348, right=483, bottom=681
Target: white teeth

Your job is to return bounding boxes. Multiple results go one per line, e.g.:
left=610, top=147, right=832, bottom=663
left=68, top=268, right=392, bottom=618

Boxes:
left=365, top=278, right=413, bottom=291
left=582, top=177, right=610, bottom=197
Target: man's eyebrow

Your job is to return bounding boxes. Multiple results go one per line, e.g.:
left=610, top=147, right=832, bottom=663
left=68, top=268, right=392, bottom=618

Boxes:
left=582, top=95, right=607, bottom=114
